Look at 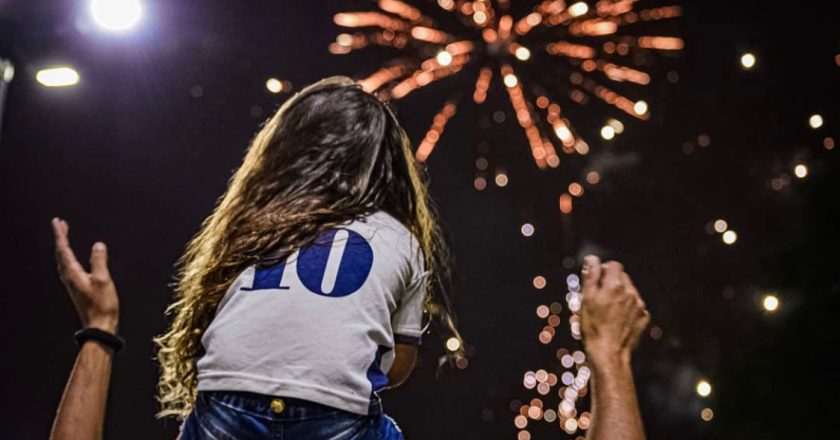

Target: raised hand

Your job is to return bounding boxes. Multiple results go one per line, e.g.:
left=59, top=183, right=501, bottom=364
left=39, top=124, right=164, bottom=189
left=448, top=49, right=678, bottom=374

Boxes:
left=52, top=218, right=119, bottom=333
left=580, top=255, right=650, bottom=365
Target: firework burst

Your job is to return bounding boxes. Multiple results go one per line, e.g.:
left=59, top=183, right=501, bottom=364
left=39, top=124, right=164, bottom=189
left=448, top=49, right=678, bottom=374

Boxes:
left=331, top=0, right=683, bottom=169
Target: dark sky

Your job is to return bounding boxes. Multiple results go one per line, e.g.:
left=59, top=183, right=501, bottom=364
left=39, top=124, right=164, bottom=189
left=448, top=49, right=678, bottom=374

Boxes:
left=1, top=1, right=838, bottom=438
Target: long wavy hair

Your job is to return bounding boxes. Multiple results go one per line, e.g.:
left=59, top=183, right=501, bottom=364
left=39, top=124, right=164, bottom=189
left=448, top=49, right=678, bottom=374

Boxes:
left=154, top=76, right=456, bottom=419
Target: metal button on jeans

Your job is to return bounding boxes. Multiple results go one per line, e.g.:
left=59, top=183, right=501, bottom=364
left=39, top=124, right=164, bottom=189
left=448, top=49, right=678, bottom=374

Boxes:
left=270, top=398, right=285, bottom=414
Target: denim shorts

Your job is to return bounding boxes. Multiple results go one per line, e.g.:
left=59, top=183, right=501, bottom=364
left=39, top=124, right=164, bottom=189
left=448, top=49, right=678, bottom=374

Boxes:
left=180, top=391, right=405, bottom=440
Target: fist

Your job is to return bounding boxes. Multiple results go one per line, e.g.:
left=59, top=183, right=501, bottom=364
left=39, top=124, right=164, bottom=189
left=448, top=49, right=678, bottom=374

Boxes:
left=579, top=255, right=649, bottom=363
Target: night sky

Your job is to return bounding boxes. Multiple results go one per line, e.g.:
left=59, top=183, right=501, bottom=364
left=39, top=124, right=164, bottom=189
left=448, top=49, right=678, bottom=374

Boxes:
left=1, top=1, right=838, bottom=438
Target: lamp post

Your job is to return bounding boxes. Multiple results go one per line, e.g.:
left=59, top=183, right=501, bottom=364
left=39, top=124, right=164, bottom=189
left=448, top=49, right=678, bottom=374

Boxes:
left=0, top=58, right=13, bottom=146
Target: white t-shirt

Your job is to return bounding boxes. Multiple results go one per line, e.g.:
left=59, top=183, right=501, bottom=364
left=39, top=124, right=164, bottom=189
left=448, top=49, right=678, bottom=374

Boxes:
left=196, top=211, right=428, bottom=415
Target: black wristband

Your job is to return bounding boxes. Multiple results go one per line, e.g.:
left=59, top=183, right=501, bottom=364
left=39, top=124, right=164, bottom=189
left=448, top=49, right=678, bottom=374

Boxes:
left=74, top=328, right=125, bottom=353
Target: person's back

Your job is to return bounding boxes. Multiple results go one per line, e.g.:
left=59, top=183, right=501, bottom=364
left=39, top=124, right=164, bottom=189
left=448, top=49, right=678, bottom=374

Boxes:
left=153, top=77, right=453, bottom=440
left=196, top=211, right=426, bottom=415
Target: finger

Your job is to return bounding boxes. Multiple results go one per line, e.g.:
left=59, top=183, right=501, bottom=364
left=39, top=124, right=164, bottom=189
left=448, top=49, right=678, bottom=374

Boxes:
left=630, top=310, right=651, bottom=348
left=636, top=310, right=651, bottom=333
left=621, top=272, right=635, bottom=288
left=52, top=218, right=85, bottom=276
left=90, top=242, right=110, bottom=282
left=581, top=255, right=602, bottom=294
left=602, top=261, right=624, bottom=292
left=622, top=275, right=640, bottom=298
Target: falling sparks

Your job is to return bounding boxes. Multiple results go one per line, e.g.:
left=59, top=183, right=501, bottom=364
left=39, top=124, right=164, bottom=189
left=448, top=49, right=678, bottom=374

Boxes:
left=416, top=101, right=457, bottom=162
left=515, top=272, right=595, bottom=436
left=331, top=0, right=682, bottom=168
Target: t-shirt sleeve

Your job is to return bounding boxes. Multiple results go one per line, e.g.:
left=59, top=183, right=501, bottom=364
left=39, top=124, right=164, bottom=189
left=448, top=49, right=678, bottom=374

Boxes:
left=391, top=238, right=428, bottom=346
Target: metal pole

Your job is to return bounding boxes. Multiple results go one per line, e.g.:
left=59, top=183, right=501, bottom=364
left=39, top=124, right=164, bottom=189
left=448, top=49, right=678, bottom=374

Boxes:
left=0, top=59, right=14, bottom=147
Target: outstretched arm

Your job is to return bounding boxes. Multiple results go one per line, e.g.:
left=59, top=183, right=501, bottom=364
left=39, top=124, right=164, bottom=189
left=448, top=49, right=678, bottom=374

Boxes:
left=580, top=256, right=650, bottom=440
left=49, top=218, right=120, bottom=440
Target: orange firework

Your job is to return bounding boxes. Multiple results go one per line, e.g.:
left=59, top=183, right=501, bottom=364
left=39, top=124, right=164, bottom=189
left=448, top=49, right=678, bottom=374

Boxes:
left=331, top=0, right=682, bottom=168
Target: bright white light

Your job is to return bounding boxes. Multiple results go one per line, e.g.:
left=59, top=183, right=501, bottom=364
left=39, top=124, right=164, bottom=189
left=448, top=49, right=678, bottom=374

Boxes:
left=696, top=380, right=712, bottom=397
left=740, top=53, right=756, bottom=69
left=446, top=337, right=461, bottom=352
left=762, top=294, right=779, bottom=312
left=436, top=50, right=453, bottom=66
left=722, top=230, right=737, bottom=245
left=35, top=67, right=80, bottom=87
left=794, top=164, right=808, bottom=178
left=503, top=73, right=518, bottom=88
left=809, top=114, right=823, bottom=129
left=89, top=0, right=143, bottom=32
left=554, top=125, right=572, bottom=141
left=1, top=60, right=14, bottom=83
left=514, top=46, right=531, bottom=61
left=521, top=223, right=535, bottom=237
left=600, top=125, right=615, bottom=140
left=569, top=2, right=589, bottom=17
left=266, top=78, right=284, bottom=94
left=713, top=219, right=728, bottom=233
left=633, top=100, right=648, bottom=115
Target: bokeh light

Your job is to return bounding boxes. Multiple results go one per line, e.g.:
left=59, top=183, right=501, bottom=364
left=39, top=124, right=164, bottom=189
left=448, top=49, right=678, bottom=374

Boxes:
left=762, top=294, right=780, bottom=312
left=633, top=100, right=648, bottom=116
left=521, top=223, right=535, bottom=237
left=809, top=114, right=823, bottom=129
left=559, top=194, right=573, bottom=214
left=600, top=125, right=616, bottom=140
left=794, top=164, right=808, bottom=178
left=266, top=78, right=284, bottom=94
left=436, top=50, right=453, bottom=66
left=722, top=230, right=738, bottom=245
left=568, top=2, right=589, bottom=17
left=696, top=380, right=712, bottom=397
left=740, top=53, right=756, bottom=69
left=445, top=337, right=461, bottom=352
left=474, top=176, right=487, bottom=191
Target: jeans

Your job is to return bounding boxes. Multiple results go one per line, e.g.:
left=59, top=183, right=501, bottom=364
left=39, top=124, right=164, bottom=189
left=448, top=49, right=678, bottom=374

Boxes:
left=180, top=391, right=405, bottom=440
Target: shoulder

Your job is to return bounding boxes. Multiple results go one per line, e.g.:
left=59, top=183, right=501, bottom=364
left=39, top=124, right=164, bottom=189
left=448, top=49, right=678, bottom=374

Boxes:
left=344, top=211, right=424, bottom=270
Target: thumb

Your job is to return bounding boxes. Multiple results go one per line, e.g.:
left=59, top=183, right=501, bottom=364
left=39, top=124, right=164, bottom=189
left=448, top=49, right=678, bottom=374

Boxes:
left=582, top=255, right=602, bottom=295
left=90, top=242, right=110, bottom=281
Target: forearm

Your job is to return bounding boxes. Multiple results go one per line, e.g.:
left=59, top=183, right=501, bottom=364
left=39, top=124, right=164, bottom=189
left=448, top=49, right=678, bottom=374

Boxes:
left=586, top=353, right=645, bottom=440
left=385, top=344, right=418, bottom=388
left=50, top=341, right=114, bottom=440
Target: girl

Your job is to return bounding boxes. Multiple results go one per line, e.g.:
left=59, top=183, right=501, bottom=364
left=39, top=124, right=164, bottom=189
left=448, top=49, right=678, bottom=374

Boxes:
left=155, top=76, right=458, bottom=439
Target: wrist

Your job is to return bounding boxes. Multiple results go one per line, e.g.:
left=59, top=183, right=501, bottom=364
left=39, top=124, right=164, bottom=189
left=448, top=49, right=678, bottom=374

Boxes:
left=586, top=344, right=632, bottom=371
